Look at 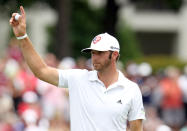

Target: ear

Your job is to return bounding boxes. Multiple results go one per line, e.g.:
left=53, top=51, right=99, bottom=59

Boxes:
left=112, top=51, right=119, bottom=61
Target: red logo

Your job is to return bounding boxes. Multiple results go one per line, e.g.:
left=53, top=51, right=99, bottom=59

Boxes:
left=92, top=36, right=101, bottom=44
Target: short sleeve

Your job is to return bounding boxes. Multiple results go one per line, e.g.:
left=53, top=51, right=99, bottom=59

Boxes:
left=128, top=85, right=146, bottom=121
left=58, top=69, right=88, bottom=88
left=58, top=69, right=70, bottom=88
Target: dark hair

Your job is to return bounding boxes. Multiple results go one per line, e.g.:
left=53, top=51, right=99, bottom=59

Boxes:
left=109, top=51, right=120, bottom=61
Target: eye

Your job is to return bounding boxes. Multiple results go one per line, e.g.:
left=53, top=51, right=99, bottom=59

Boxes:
left=91, top=51, right=105, bottom=56
left=97, top=51, right=103, bottom=55
left=91, top=51, right=95, bottom=55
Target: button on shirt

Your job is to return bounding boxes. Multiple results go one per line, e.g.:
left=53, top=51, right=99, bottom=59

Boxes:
left=58, top=69, right=145, bottom=131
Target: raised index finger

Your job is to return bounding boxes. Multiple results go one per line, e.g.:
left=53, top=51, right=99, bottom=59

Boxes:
left=20, top=6, right=25, bottom=18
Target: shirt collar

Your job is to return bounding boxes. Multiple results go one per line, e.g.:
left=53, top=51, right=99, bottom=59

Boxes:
left=88, top=70, right=127, bottom=87
left=116, top=71, right=127, bottom=87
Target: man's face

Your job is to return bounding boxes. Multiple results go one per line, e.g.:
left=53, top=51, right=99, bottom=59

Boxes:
left=91, top=50, right=112, bottom=71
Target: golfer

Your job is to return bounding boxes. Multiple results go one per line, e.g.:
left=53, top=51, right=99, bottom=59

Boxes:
left=10, top=6, right=145, bottom=131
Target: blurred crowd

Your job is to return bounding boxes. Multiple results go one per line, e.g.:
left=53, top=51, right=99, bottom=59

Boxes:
left=1, top=38, right=187, bottom=131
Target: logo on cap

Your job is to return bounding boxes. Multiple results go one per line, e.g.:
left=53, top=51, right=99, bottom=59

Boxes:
left=92, top=36, right=101, bottom=44
left=110, top=46, right=119, bottom=50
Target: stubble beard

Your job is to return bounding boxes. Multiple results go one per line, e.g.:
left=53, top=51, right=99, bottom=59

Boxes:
left=93, top=58, right=112, bottom=72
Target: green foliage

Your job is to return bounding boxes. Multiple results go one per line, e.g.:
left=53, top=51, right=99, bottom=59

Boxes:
left=0, top=0, right=36, bottom=14
left=117, top=24, right=142, bottom=65
left=133, top=0, right=183, bottom=12
left=47, top=0, right=144, bottom=61
left=46, top=0, right=105, bottom=58
left=70, top=0, right=104, bottom=58
left=166, top=0, right=183, bottom=11
left=134, top=55, right=187, bottom=73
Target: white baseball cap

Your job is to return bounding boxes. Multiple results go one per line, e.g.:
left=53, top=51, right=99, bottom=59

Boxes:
left=81, top=33, right=120, bottom=53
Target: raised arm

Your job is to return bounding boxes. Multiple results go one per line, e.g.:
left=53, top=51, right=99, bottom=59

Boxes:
left=9, top=6, right=59, bottom=86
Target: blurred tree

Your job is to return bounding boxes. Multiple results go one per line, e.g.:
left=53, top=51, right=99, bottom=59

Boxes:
left=103, top=0, right=119, bottom=35
left=117, top=24, right=142, bottom=64
left=47, top=0, right=121, bottom=59
left=130, top=0, right=183, bottom=12
left=47, top=0, right=104, bottom=59
left=70, top=0, right=104, bottom=58
left=0, top=0, right=34, bottom=14
left=53, top=0, right=71, bottom=59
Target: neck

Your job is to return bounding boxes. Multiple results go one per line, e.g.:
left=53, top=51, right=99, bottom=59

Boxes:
left=97, top=65, right=119, bottom=88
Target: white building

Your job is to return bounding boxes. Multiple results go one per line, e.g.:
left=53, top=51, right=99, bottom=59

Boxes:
left=119, top=0, right=187, bottom=61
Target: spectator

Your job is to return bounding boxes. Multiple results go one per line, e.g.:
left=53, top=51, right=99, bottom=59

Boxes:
left=159, top=66, right=185, bottom=129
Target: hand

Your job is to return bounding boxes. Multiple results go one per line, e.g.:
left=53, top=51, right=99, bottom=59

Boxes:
left=9, top=6, right=26, bottom=37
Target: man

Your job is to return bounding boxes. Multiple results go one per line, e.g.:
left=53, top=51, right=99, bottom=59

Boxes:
left=10, top=6, right=145, bottom=131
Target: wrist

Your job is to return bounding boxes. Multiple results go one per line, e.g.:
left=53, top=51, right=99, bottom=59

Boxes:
left=16, top=33, right=28, bottom=40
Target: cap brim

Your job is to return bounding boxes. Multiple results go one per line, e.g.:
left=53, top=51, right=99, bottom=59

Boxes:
left=81, top=48, right=92, bottom=53
left=81, top=48, right=115, bottom=53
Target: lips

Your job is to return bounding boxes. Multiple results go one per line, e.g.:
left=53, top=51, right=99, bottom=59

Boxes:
left=93, top=63, right=100, bottom=67
left=93, top=63, right=99, bottom=66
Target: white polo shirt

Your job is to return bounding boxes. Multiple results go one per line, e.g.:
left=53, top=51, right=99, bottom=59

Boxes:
left=58, top=69, right=145, bottom=131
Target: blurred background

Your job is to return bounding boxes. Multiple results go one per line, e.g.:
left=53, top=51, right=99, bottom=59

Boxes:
left=1, top=0, right=187, bottom=131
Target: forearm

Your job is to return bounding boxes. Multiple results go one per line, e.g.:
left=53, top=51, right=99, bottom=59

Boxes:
left=19, top=37, right=47, bottom=78
left=129, top=119, right=143, bottom=131
left=130, top=126, right=143, bottom=131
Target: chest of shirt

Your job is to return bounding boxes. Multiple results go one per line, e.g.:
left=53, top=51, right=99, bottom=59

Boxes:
left=68, top=80, right=132, bottom=120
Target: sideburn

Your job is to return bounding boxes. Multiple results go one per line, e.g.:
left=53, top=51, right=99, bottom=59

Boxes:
left=109, top=51, right=113, bottom=59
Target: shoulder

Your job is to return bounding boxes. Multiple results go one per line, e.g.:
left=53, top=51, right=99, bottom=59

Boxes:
left=119, top=71, right=139, bottom=89
left=58, top=68, right=95, bottom=78
left=118, top=71, right=141, bottom=97
left=58, top=69, right=91, bottom=87
left=58, top=68, right=88, bottom=74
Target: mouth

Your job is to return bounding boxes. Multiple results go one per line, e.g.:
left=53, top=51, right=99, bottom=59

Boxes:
left=93, top=63, right=100, bottom=66
left=93, top=63, right=100, bottom=68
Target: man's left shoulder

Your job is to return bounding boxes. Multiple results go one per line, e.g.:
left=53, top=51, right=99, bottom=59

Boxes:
left=119, top=71, right=139, bottom=89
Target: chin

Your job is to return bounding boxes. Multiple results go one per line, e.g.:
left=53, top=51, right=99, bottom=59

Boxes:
left=93, top=67, right=98, bottom=70
left=94, top=67, right=103, bottom=72
left=93, top=66, right=100, bottom=71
